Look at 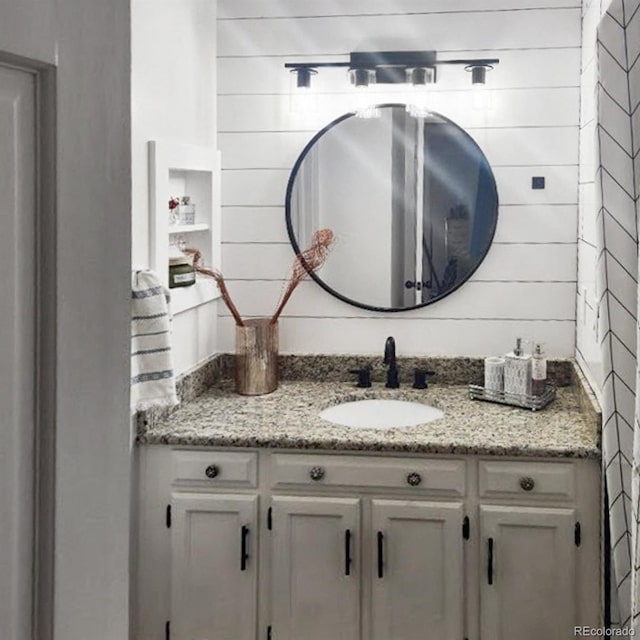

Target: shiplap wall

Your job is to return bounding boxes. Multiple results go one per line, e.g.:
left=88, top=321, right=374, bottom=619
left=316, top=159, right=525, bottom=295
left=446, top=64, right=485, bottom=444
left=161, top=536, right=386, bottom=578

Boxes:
left=132, top=0, right=218, bottom=375
left=217, top=1, right=582, bottom=356
left=576, top=0, right=610, bottom=398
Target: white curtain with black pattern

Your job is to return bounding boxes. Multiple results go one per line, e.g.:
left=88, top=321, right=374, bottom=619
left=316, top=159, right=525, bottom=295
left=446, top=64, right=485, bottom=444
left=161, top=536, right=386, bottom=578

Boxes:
left=595, top=0, right=640, bottom=629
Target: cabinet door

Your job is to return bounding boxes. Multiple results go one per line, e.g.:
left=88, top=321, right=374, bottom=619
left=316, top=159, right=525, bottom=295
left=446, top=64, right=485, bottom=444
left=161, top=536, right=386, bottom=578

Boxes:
left=480, top=505, right=576, bottom=640
left=271, top=496, right=360, bottom=640
left=171, top=493, right=258, bottom=640
left=371, top=500, right=464, bottom=640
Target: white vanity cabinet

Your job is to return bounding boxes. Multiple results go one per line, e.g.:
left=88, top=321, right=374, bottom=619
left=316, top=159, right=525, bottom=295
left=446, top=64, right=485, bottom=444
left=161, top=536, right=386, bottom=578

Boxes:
left=370, top=499, right=464, bottom=640
left=472, top=458, right=600, bottom=640
left=170, top=493, right=258, bottom=640
left=479, top=505, right=576, bottom=640
left=134, top=447, right=600, bottom=640
left=268, top=453, right=467, bottom=640
left=267, top=496, right=465, bottom=640
left=135, top=448, right=261, bottom=640
left=270, top=496, right=361, bottom=640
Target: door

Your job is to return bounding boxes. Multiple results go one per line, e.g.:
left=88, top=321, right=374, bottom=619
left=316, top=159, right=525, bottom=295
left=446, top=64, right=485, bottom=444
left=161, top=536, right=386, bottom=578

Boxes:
left=0, top=63, right=36, bottom=640
left=271, top=496, right=360, bottom=640
left=171, top=493, right=258, bottom=640
left=371, top=499, right=464, bottom=640
left=480, top=505, right=576, bottom=640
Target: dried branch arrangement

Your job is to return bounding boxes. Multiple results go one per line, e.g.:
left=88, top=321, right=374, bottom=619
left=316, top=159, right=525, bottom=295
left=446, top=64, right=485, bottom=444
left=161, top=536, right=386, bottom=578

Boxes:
left=271, top=228, right=334, bottom=324
left=185, top=228, right=335, bottom=326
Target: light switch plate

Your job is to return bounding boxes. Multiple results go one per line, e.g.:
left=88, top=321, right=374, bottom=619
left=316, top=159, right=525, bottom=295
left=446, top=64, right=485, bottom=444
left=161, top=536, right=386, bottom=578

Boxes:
left=532, top=176, right=545, bottom=189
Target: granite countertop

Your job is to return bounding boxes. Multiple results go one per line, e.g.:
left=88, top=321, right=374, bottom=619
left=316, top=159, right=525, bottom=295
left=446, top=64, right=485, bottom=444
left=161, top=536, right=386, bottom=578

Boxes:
left=139, top=378, right=600, bottom=459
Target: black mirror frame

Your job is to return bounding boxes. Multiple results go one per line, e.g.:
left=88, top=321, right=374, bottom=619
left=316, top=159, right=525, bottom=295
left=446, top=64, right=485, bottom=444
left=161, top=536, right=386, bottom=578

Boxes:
left=284, top=103, right=500, bottom=313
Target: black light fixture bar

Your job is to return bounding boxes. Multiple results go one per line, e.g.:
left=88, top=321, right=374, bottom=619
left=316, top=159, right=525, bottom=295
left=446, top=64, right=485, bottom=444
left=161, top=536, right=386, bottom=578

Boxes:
left=434, top=58, right=500, bottom=67
left=284, top=62, right=350, bottom=70
left=285, top=52, right=499, bottom=86
left=349, top=50, right=437, bottom=69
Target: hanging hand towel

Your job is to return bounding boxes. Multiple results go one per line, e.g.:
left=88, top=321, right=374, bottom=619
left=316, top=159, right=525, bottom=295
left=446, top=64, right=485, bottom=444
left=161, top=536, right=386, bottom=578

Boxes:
left=131, top=269, right=178, bottom=413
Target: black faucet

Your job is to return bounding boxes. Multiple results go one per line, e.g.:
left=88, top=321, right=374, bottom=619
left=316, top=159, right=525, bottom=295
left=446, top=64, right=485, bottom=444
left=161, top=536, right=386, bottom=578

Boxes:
left=383, top=336, right=399, bottom=388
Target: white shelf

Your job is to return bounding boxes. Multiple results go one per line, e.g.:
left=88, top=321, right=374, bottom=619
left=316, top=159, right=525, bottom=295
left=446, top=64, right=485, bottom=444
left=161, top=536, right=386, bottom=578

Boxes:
left=169, top=223, right=210, bottom=234
left=149, top=140, right=221, bottom=313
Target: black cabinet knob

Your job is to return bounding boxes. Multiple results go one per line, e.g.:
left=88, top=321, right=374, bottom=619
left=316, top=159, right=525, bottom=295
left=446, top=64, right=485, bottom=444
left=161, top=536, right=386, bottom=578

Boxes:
left=407, top=472, right=422, bottom=487
left=309, top=466, right=325, bottom=481
left=205, top=464, right=219, bottom=479
left=520, top=476, right=535, bottom=491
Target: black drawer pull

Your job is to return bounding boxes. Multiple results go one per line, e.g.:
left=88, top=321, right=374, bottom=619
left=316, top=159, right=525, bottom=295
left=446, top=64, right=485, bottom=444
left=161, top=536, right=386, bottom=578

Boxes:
left=488, top=537, right=494, bottom=585
left=345, top=529, right=352, bottom=576
left=241, top=525, right=249, bottom=571
left=377, top=531, right=384, bottom=578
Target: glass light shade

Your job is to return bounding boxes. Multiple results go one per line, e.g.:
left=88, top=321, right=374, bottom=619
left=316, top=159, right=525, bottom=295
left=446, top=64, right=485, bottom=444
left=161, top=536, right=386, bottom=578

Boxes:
left=349, top=69, right=379, bottom=118
left=405, top=66, right=435, bottom=86
left=467, top=64, right=492, bottom=111
left=349, top=67, right=376, bottom=88
left=289, top=70, right=318, bottom=116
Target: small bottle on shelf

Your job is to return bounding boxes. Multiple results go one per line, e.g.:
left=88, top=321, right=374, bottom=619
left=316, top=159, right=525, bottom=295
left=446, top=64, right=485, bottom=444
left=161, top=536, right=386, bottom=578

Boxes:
left=177, top=196, right=196, bottom=225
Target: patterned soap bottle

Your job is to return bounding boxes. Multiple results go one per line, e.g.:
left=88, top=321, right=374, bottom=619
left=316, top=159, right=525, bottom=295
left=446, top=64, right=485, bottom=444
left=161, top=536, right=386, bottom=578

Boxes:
left=503, top=337, right=532, bottom=397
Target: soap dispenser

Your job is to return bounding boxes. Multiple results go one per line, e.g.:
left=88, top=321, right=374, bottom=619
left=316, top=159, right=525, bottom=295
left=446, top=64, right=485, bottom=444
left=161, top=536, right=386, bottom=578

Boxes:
left=503, top=338, right=532, bottom=397
left=531, top=343, right=547, bottom=396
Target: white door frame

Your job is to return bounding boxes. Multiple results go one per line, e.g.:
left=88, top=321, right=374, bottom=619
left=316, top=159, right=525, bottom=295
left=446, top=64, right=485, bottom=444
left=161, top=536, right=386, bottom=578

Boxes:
left=0, top=51, right=57, bottom=640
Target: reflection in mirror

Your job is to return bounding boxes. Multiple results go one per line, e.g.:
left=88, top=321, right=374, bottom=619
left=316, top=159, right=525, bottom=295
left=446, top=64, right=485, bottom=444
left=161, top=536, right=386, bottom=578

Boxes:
left=286, top=104, right=499, bottom=311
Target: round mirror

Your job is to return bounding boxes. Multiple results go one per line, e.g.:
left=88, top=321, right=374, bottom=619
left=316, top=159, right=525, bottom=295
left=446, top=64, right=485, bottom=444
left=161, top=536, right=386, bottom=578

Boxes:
left=285, top=104, right=499, bottom=311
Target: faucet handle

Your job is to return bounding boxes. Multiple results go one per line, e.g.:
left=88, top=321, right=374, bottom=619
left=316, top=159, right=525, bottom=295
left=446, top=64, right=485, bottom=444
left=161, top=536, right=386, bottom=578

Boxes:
left=349, top=367, right=372, bottom=388
left=413, top=369, right=435, bottom=389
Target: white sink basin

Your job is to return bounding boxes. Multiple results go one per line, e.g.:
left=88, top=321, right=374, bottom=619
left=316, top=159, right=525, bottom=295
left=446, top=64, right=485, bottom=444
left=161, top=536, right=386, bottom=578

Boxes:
left=318, top=399, right=444, bottom=429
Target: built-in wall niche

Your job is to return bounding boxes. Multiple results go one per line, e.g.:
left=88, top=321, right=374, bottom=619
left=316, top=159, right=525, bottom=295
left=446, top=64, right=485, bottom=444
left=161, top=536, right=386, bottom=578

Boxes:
left=149, top=141, right=221, bottom=314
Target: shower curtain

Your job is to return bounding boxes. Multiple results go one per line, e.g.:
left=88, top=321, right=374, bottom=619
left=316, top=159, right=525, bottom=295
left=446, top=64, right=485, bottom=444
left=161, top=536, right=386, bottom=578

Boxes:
left=596, top=0, right=640, bottom=629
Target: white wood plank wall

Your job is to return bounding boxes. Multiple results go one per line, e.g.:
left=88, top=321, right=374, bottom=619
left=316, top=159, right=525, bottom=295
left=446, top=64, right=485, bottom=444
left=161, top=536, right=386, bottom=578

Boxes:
left=217, top=1, right=582, bottom=356
left=576, top=0, right=607, bottom=395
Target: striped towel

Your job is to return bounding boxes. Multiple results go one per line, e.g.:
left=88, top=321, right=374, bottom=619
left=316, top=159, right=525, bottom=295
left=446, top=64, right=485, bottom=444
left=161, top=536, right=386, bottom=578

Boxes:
left=131, top=270, right=178, bottom=413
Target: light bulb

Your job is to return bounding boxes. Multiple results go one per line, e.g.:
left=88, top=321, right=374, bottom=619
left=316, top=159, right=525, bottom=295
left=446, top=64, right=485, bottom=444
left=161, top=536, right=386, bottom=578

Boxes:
left=472, top=83, right=491, bottom=111
left=406, top=87, right=430, bottom=118
left=466, top=64, right=493, bottom=111
left=349, top=68, right=380, bottom=118
left=289, top=68, right=318, bottom=117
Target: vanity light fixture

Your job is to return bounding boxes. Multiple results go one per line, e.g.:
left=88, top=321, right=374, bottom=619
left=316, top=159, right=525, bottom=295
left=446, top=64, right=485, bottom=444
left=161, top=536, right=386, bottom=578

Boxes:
left=291, top=66, right=317, bottom=89
left=349, top=68, right=380, bottom=118
left=285, top=51, right=499, bottom=117
left=466, top=63, right=494, bottom=110
left=406, top=66, right=435, bottom=86
left=289, top=66, right=319, bottom=116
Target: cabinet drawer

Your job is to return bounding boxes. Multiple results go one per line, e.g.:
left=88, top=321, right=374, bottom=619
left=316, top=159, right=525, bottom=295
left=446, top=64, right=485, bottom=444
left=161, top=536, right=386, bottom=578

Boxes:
left=271, top=453, right=466, bottom=495
left=478, top=460, right=575, bottom=500
left=171, top=450, right=258, bottom=488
